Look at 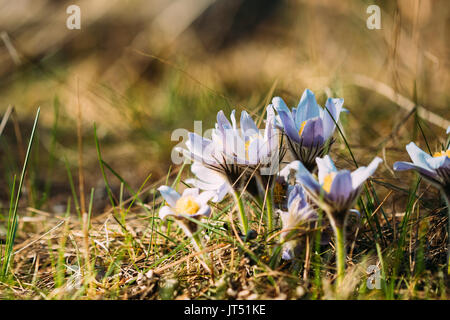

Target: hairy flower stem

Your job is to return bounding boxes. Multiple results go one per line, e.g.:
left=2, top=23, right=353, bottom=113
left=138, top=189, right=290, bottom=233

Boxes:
left=266, top=189, right=274, bottom=234
left=233, top=190, right=249, bottom=236
left=334, top=225, right=346, bottom=286
left=191, top=232, right=212, bottom=274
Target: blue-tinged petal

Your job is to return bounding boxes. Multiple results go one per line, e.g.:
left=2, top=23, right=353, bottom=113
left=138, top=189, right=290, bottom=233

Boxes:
left=299, top=117, right=324, bottom=147
left=447, top=126, right=450, bottom=134
left=393, top=161, right=439, bottom=181
left=291, top=107, right=297, bottom=122
left=405, top=142, right=432, bottom=169
left=272, top=96, right=291, bottom=114
left=216, top=110, right=233, bottom=132
left=426, top=155, right=448, bottom=170
left=316, top=155, right=337, bottom=185
left=328, top=170, right=353, bottom=202
left=278, top=109, right=301, bottom=143
left=240, top=110, right=259, bottom=136
left=281, top=243, right=296, bottom=260
left=159, top=206, right=176, bottom=221
left=322, top=98, right=344, bottom=141
left=214, top=183, right=230, bottom=202
left=350, top=157, right=383, bottom=190
left=287, top=185, right=307, bottom=211
left=443, top=156, right=450, bottom=169
left=221, top=127, right=245, bottom=159
left=186, top=132, right=214, bottom=162
left=295, top=89, right=320, bottom=125
left=295, top=162, right=321, bottom=194
left=158, top=185, right=180, bottom=207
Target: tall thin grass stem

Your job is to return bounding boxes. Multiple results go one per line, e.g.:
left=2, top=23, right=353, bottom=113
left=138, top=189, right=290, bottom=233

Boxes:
left=233, top=190, right=248, bottom=236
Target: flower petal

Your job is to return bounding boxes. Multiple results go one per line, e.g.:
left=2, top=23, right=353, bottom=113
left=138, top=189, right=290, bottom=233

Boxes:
left=350, top=157, right=383, bottom=189
left=186, top=132, right=215, bottom=163
left=158, top=185, right=180, bottom=207
left=299, top=117, right=324, bottom=147
left=182, top=188, right=199, bottom=198
left=405, top=142, right=432, bottom=169
left=191, top=205, right=211, bottom=218
left=322, top=98, right=344, bottom=140
left=393, top=161, right=439, bottom=181
left=191, top=162, right=225, bottom=185
left=295, top=89, right=320, bottom=125
left=195, top=191, right=216, bottom=206
left=278, top=109, right=301, bottom=143
left=426, top=155, right=448, bottom=170
left=316, top=155, right=337, bottom=185
left=272, top=96, right=291, bottom=114
left=240, top=111, right=259, bottom=136
left=216, top=110, right=233, bottom=132
left=328, top=170, right=353, bottom=202
left=159, top=206, right=176, bottom=221
left=287, top=185, right=307, bottom=211
left=295, top=162, right=321, bottom=194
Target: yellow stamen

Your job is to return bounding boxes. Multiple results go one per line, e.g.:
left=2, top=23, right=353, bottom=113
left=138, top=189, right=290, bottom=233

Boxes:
left=175, top=196, right=199, bottom=215
left=245, top=140, right=251, bottom=160
left=433, top=150, right=450, bottom=158
left=298, top=120, right=307, bottom=137
left=322, top=172, right=336, bottom=193
left=244, top=134, right=259, bottom=160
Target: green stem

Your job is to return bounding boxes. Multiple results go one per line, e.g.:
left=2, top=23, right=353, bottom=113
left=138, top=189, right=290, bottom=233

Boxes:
left=266, top=189, right=274, bottom=234
left=233, top=190, right=248, bottom=236
left=334, top=226, right=346, bottom=286
left=191, top=231, right=212, bottom=274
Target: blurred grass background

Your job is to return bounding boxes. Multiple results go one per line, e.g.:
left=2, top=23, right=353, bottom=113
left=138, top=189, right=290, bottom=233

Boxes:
left=0, top=0, right=448, bottom=212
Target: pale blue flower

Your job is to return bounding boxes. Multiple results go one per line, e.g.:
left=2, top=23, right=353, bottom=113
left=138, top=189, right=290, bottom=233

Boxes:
left=272, top=89, right=344, bottom=170
left=158, top=186, right=214, bottom=272
left=278, top=185, right=317, bottom=260
left=295, top=155, right=383, bottom=228
left=158, top=186, right=214, bottom=222
left=273, top=160, right=304, bottom=209
left=176, top=108, right=279, bottom=193
left=393, top=142, right=450, bottom=190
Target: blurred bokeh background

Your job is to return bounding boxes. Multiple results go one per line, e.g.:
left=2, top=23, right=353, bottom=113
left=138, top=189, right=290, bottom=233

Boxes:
left=0, top=0, right=448, bottom=211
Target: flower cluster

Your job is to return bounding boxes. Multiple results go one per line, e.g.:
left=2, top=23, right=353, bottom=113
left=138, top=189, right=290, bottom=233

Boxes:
left=157, top=88, right=449, bottom=280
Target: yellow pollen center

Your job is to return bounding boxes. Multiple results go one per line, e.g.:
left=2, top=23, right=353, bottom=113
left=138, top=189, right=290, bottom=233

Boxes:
left=432, top=150, right=450, bottom=158
left=298, top=120, right=307, bottom=136
left=175, top=196, right=199, bottom=215
left=322, top=172, right=336, bottom=193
